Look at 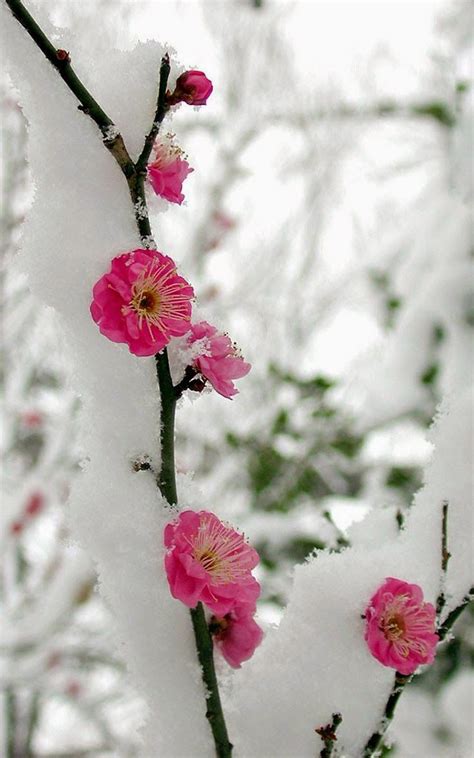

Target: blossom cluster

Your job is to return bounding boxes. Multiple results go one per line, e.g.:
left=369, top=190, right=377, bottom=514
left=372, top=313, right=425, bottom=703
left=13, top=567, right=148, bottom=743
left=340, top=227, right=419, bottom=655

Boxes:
left=164, top=510, right=263, bottom=667
left=89, top=64, right=440, bottom=678
left=90, top=71, right=250, bottom=398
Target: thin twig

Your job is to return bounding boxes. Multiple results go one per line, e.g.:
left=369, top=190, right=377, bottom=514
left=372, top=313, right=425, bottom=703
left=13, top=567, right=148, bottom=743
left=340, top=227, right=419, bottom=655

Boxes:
left=155, top=349, right=178, bottom=505
left=436, top=500, right=451, bottom=619
left=4, top=2, right=233, bottom=754
left=131, top=54, right=171, bottom=243
left=316, top=712, right=342, bottom=757
left=363, top=673, right=411, bottom=757
left=25, top=691, right=40, bottom=756
left=437, top=587, right=473, bottom=642
left=136, top=54, right=171, bottom=174
left=190, top=603, right=233, bottom=757
left=5, top=687, right=16, bottom=758
left=4, top=0, right=135, bottom=177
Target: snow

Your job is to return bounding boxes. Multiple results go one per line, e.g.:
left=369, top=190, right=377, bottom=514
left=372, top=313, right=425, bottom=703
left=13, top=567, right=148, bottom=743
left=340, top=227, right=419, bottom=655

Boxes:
left=227, top=389, right=473, bottom=756
left=1, top=5, right=212, bottom=754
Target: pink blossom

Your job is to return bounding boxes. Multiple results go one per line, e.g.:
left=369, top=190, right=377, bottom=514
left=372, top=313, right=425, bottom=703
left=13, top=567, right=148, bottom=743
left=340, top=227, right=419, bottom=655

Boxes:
left=168, top=70, right=213, bottom=106
left=90, top=249, right=194, bottom=357
left=365, top=577, right=439, bottom=675
left=21, top=410, right=43, bottom=428
left=164, top=510, right=260, bottom=615
left=187, top=321, right=251, bottom=398
left=10, top=520, right=23, bottom=536
left=211, top=605, right=263, bottom=668
left=25, top=492, right=44, bottom=518
left=147, top=140, right=193, bottom=205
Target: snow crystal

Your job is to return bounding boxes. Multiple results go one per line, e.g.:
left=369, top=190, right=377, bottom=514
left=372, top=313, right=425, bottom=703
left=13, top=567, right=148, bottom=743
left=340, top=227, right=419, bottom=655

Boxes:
left=102, top=124, right=120, bottom=142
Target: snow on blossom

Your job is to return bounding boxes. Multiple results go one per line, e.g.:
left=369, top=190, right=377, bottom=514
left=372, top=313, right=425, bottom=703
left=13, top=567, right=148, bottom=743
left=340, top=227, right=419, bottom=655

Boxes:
left=211, top=605, right=263, bottom=668
left=90, top=248, right=194, bottom=357
left=186, top=321, right=251, bottom=398
left=167, top=70, right=213, bottom=106
left=147, top=136, right=194, bottom=205
left=164, top=510, right=260, bottom=615
left=364, top=577, right=438, bottom=675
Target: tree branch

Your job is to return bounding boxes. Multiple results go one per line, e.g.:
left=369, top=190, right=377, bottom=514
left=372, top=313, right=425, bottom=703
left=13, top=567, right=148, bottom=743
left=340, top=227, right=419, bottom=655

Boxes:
left=316, top=712, right=342, bottom=757
left=136, top=54, right=171, bottom=174
left=155, top=349, right=178, bottom=505
left=4, top=1, right=233, bottom=754
left=437, top=587, right=473, bottom=642
left=436, top=500, right=451, bottom=619
left=4, top=0, right=135, bottom=178
left=190, top=603, right=233, bottom=757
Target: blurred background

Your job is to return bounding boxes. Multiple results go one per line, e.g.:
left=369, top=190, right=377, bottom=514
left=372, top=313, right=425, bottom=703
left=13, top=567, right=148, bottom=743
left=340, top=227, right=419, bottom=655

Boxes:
left=1, top=0, right=473, bottom=755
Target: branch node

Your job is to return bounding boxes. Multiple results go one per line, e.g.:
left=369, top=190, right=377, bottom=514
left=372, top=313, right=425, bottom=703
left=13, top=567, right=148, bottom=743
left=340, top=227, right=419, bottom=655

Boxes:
left=55, top=48, right=70, bottom=63
left=316, top=712, right=343, bottom=757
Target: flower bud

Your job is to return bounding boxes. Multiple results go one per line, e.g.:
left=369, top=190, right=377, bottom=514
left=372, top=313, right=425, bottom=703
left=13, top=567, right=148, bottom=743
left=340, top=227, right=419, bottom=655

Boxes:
left=167, top=70, right=213, bottom=106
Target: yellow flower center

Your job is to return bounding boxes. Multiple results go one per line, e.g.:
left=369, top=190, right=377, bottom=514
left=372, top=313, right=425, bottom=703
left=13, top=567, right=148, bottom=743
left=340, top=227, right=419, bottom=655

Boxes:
left=382, top=614, right=406, bottom=641
left=190, top=516, right=250, bottom=585
left=132, top=288, right=161, bottom=318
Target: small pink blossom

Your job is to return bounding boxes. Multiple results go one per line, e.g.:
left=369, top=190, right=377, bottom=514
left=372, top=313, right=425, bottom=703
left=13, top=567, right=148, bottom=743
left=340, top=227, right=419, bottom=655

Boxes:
left=164, top=510, right=260, bottom=615
left=147, top=139, right=193, bottom=205
left=21, top=410, right=43, bottom=428
left=213, top=211, right=236, bottom=231
left=211, top=605, right=263, bottom=668
left=10, top=520, right=23, bottom=536
left=168, top=70, right=213, bottom=106
left=90, top=249, right=194, bottom=357
left=365, top=577, right=439, bottom=675
left=25, top=492, right=44, bottom=518
left=187, top=321, right=251, bottom=398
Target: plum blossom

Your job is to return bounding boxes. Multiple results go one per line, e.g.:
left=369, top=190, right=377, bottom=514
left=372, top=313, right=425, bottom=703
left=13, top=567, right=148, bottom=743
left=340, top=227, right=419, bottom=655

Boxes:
left=185, top=321, right=251, bottom=398
left=167, top=70, right=213, bottom=106
left=25, top=491, right=44, bottom=517
left=365, top=577, right=438, bottom=675
left=147, top=137, right=193, bottom=205
left=210, top=604, right=263, bottom=668
left=90, top=249, right=193, bottom=356
left=164, top=510, right=260, bottom=616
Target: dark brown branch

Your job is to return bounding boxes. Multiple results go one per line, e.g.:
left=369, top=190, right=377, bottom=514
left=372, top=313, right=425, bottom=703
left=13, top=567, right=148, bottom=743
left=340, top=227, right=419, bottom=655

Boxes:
left=4, top=0, right=136, bottom=180
left=136, top=54, right=171, bottom=174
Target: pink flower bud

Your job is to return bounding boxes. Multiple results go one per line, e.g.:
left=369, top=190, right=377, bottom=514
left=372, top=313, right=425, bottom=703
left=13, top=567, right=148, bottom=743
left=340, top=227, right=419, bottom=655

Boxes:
left=168, top=70, right=213, bottom=106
